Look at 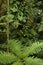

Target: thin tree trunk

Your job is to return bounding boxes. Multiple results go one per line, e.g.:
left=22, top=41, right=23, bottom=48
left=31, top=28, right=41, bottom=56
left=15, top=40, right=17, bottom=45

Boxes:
left=6, top=0, right=10, bottom=51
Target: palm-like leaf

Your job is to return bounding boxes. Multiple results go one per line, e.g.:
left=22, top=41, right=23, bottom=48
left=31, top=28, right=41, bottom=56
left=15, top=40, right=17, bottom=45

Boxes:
left=22, top=42, right=43, bottom=58
left=0, top=51, right=17, bottom=65
left=25, top=57, right=43, bottom=65
left=9, top=40, right=23, bottom=58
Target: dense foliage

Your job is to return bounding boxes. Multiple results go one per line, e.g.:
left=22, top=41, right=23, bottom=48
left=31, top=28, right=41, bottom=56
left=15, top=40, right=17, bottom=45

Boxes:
left=0, top=0, right=43, bottom=65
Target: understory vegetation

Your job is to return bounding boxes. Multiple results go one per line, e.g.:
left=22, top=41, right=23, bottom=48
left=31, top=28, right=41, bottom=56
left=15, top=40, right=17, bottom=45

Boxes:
left=0, top=0, right=43, bottom=65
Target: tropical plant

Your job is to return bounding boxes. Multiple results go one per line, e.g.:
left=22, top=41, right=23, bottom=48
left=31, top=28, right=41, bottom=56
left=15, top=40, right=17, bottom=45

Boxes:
left=0, top=0, right=43, bottom=65
left=0, top=40, right=43, bottom=65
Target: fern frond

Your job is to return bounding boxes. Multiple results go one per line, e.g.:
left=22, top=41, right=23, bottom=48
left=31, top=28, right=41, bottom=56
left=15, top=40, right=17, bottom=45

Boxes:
left=0, top=51, right=17, bottom=65
left=9, top=40, right=22, bottom=57
left=12, top=61, right=23, bottom=65
left=25, top=57, right=43, bottom=65
left=22, top=42, right=43, bottom=58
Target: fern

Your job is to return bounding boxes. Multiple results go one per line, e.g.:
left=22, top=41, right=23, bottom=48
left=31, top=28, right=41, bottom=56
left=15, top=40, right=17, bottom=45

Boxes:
left=0, top=0, right=43, bottom=65
left=0, top=40, right=43, bottom=65
left=9, top=40, right=23, bottom=58
left=12, top=61, right=23, bottom=65
left=0, top=51, right=17, bottom=65
left=22, top=41, right=43, bottom=58
left=25, top=57, right=43, bottom=65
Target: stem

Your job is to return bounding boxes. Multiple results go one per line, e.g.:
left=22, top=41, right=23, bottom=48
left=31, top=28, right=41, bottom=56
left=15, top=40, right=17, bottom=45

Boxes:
left=6, top=0, right=10, bottom=51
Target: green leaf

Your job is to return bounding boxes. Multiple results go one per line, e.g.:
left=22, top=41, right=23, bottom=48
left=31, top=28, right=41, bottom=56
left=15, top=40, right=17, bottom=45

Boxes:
left=9, top=40, right=22, bottom=57
left=0, top=51, right=17, bottom=65
left=25, top=57, right=43, bottom=65
left=12, top=61, right=23, bottom=65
